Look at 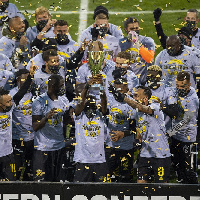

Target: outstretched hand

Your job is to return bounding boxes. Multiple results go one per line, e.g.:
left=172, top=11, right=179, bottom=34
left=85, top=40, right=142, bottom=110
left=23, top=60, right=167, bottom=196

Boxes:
left=153, top=8, right=162, bottom=22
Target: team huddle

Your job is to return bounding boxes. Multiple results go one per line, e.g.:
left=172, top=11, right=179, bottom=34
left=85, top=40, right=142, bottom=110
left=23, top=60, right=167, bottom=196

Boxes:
left=0, top=1, right=200, bottom=184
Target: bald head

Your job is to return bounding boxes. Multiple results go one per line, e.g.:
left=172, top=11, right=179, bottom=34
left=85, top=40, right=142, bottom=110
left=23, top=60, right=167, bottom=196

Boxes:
left=8, top=16, right=25, bottom=35
left=166, top=35, right=182, bottom=56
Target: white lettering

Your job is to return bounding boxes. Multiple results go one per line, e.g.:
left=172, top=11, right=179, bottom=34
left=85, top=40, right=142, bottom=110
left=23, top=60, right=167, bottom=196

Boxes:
left=3, top=194, right=18, bottom=200
left=133, top=197, right=148, bottom=200
left=91, top=195, right=107, bottom=200
left=42, top=195, right=50, bottom=200
left=21, top=194, right=39, bottom=200
left=72, top=195, right=88, bottom=200
left=151, top=197, right=167, bottom=200
left=55, top=195, right=60, bottom=200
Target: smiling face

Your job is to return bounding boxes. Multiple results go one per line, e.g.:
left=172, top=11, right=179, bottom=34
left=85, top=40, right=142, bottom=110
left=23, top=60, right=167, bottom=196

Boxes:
left=9, top=17, right=25, bottom=34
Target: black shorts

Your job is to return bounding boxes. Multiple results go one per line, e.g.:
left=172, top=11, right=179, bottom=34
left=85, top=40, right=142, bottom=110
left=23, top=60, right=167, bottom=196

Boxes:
left=0, top=153, right=15, bottom=181
left=73, top=162, right=109, bottom=182
left=33, top=148, right=68, bottom=182
left=106, top=148, right=134, bottom=182
left=137, top=157, right=171, bottom=183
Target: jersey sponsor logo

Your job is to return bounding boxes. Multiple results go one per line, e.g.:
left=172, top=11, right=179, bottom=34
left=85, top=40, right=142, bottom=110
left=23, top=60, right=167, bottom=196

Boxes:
left=48, top=109, right=63, bottom=127
left=109, top=108, right=126, bottom=125
left=0, top=115, right=10, bottom=129
left=82, top=121, right=101, bottom=137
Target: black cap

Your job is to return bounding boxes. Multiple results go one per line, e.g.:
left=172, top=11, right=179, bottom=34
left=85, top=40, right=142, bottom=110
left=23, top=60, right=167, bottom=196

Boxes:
left=42, top=38, right=58, bottom=51
left=93, top=6, right=109, bottom=20
left=178, top=27, right=193, bottom=40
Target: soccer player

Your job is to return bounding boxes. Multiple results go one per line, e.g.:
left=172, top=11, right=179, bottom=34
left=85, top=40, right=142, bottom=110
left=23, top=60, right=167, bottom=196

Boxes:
left=166, top=72, right=199, bottom=184
left=80, top=11, right=121, bottom=60
left=33, top=49, right=65, bottom=95
left=0, top=16, right=30, bottom=69
left=32, top=74, right=69, bottom=182
left=73, top=80, right=109, bottom=182
left=155, top=35, right=200, bottom=88
left=0, top=62, right=37, bottom=181
left=80, top=5, right=123, bottom=43
left=154, top=8, right=196, bottom=49
left=53, top=20, right=78, bottom=59
left=185, top=9, right=200, bottom=49
left=0, top=0, right=28, bottom=39
left=10, top=69, right=35, bottom=180
left=109, top=85, right=171, bottom=183
left=107, top=78, right=136, bottom=182
left=119, top=17, right=155, bottom=85
left=26, top=38, right=65, bottom=71
left=106, top=51, right=139, bottom=95
left=26, top=6, right=56, bottom=45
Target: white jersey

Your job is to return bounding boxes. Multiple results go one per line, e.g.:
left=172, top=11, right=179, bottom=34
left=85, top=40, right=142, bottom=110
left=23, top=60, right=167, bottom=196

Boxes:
left=155, top=45, right=200, bottom=88
left=0, top=53, right=14, bottom=71
left=0, top=3, right=25, bottom=39
left=79, top=23, right=123, bottom=43
left=191, top=28, right=200, bottom=50
left=32, top=92, right=69, bottom=151
left=73, top=110, right=107, bottom=163
left=57, top=40, right=79, bottom=60
left=26, top=26, right=73, bottom=45
left=166, top=87, right=199, bottom=142
left=107, top=93, right=136, bottom=150
left=26, top=26, right=55, bottom=44
left=10, top=87, right=34, bottom=142
left=105, top=60, right=139, bottom=94
left=82, top=34, right=121, bottom=60
left=0, top=105, right=14, bottom=157
left=33, top=66, right=65, bottom=95
left=0, top=36, right=30, bottom=69
left=26, top=53, right=65, bottom=72
left=136, top=102, right=171, bottom=158
left=0, top=70, right=15, bottom=90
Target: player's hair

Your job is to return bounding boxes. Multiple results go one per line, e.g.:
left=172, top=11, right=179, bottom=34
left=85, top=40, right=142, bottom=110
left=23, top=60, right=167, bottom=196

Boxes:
left=48, top=74, right=63, bottom=88
left=15, top=69, right=29, bottom=79
left=42, top=38, right=57, bottom=52
left=93, top=5, right=109, bottom=20
left=8, top=16, right=22, bottom=27
left=117, top=51, right=131, bottom=61
left=88, top=41, right=103, bottom=51
left=177, top=71, right=190, bottom=82
left=124, top=17, right=139, bottom=30
left=42, top=49, right=58, bottom=62
left=137, top=86, right=152, bottom=100
left=147, top=65, right=162, bottom=76
left=95, top=13, right=108, bottom=21
left=114, top=77, right=127, bottom=84
left=0, top=87, right=9, bottom=102
left=35, top=6, right=50, bottom=18
left=54, top=20, right=68, bottom=27
left=187, top=9, right=199, bottom=19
